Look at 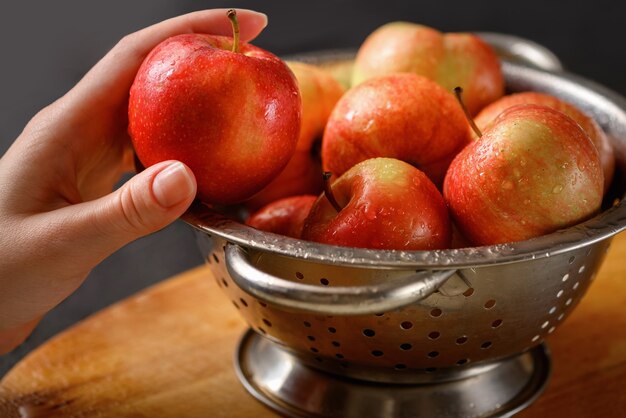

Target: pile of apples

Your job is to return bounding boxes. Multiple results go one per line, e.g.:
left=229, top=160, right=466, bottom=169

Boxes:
left=129, top=11, right=614, bottom=251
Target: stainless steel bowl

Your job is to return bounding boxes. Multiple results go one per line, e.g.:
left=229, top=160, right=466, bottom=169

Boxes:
left=184, top=34, right=626, bottom=418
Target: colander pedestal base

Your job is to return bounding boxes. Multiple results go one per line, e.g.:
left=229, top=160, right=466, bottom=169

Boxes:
left=235, top=329, right=551, bottom=418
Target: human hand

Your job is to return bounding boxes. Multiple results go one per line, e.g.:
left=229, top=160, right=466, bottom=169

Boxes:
left=0, top=9, right=268, bottom=353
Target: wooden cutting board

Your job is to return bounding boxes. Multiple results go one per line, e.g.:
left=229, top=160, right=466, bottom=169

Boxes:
left=2, top=234, right=626, bottom=418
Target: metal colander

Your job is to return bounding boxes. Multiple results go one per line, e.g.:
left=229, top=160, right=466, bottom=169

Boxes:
left=184, top=38, right=626, bottom=417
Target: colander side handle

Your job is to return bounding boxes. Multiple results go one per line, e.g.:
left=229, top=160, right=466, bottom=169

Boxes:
left=224, top=244, right=457, bottom=315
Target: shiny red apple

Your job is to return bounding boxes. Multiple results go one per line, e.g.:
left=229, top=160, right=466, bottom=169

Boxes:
left=302, top=158, right=452, bottom=250
left=474, top=91, right=615, bottom=192
left=247, top=195, right=317, bottom=239
left=322, top=73, right=471, bottom=187
left=128, top=12, right=301, bottom=205
left=444, top=104, right=604, bottom=246
left=352, top=22, right=504, bottom=115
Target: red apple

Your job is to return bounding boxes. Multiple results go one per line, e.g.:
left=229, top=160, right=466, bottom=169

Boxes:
left=352, top=22, right=504, bottom=115
left=247, top=195, right=317, bottom=239
left=322, top=73, right=471, bottom=187
left=302, top=158, right=451, bottom=250
left=245, top=149, right=323, bottom=211
left=474, top=91, right=615, bottom=192
left=286, top=61, right=346, bottom=152
left=128, top=11, right=301, bottom=205
left=444, top=104, right=604, bottom=246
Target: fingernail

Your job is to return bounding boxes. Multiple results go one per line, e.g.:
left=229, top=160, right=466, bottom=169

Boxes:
left=257, top=12, right=268, bottom=27
left=152, top=162, right=196, bottom=208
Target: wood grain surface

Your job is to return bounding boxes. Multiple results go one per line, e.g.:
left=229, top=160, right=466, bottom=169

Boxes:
left=1, top=234, right=626, bottom=418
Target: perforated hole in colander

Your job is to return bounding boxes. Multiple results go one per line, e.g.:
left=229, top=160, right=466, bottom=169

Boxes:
left=491, top=319, right=503, bottom=328
left=428, top=331, right=441, bottom=340
left=430, top=308, right=443, bottom=317
left=400, top=321, right=413, bottom=330
left=484, top=299, right=496, bottom=309
left=463, top=288, right=475, bottom=297
left=320, top=278, right=330, bottom=286
left=363, top=329, right=376, bottom=337
left=212, top=253, right=219, bottom=263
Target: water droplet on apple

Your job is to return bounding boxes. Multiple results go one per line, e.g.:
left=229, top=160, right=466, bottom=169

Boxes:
left=552, top=185, right=563, bottom=194
left=520, top=159, right=527, bottom=167
left=502, top=180, right=513, bottom=190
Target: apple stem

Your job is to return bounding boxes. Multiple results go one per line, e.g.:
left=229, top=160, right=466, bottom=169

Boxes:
left=227, top=9, right=240, bottom=53
left=323, top=172, right=343, bottom=213
left=454, top=87, right=482, bottom=138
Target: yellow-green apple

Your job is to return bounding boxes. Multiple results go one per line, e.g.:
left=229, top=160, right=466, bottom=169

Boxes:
left=352, top=22, right=504, bottom=115
left=245, top=149, right=323, bottom=211
left=322, top=73, right=471, bottom=187
left=320, top=58, right=355, bottom=90
left=286, top=61, right=345, bottom=152
left=247, top=195, right=317, bottom=239
left=128, top=11, right=301, bottom=205
left=474, top=91, right=614, bottom=192
left=302, top=158, right=451, bottom=250
left=444, top=104, right=604, bottom=246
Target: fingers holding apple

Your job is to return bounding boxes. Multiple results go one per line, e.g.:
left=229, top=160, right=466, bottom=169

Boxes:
left=444, top=104, right=604, bottom=246
left=129, top=12, right=301, bottom=205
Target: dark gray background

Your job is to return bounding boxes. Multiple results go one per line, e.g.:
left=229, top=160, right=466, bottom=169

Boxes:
left=1, top=0, right=625, bottom=376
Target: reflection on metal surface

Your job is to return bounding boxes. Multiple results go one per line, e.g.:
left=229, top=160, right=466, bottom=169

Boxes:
left=236, top=330, right=551, bottom=418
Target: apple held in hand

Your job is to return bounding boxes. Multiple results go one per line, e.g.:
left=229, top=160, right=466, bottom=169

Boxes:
left=302, top=158, right=451, bottom=250
left=444, top=104, right=604, bottom=246
left=474, top=91, right=615, bottom=192
left=247, top=195, right=317, bottom=239
left=352, top=22, right=504, bottom=115
left=322, top=73, right=471, bottom=187
left=129, top=11, right=301, bottom=205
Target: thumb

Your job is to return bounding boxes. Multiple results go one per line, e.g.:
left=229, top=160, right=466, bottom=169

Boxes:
left=55, top=160, right=197, bottom=266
